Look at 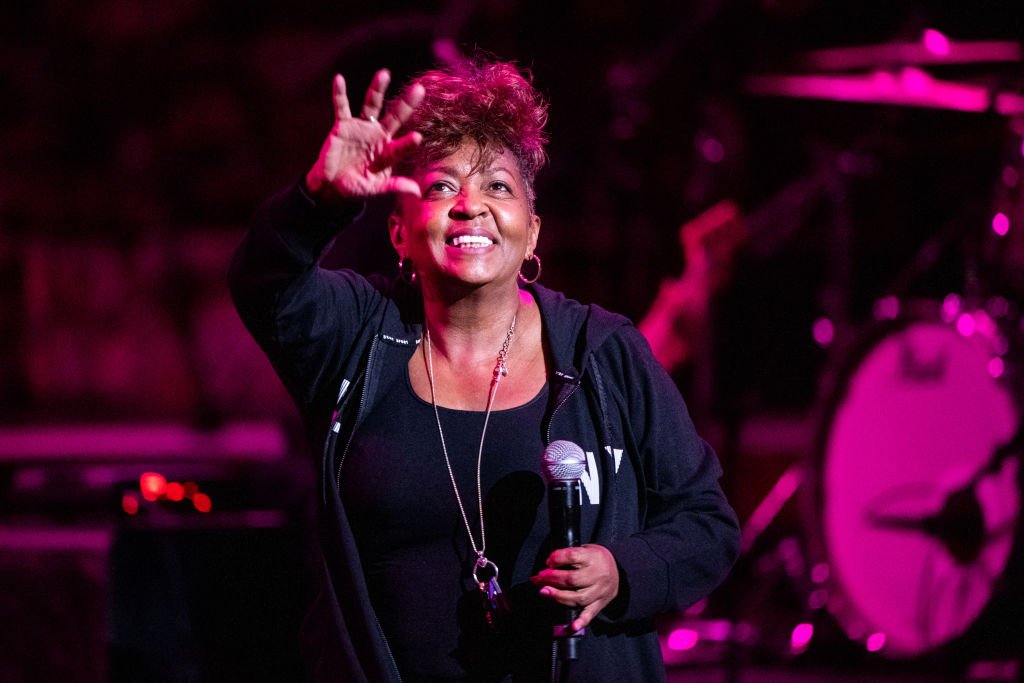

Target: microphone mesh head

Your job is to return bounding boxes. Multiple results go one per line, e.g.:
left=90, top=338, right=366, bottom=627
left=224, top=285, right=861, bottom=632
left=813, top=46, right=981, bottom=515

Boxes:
left=543, top=440, right=587, bottom=482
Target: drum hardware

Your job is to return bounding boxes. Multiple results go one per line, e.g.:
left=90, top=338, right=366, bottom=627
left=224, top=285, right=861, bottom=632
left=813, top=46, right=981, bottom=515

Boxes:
left=868, top=484, right=985, bottom=565
left=744, top=36, right=1024, bottom=660
left=866, top=427, right=1023, bottom=567
left=665, top=305, right=1022, bottom=666
left=652, top=136, right=888, bottom=668
left=805, top=312, right=1020, bottom=659
left=746, top=35, right=1024, bottom=116
left=740, top=463, right=804, bottom=555
left=654, top=28, right=1024, bottom=670
left=793, top=37, right=1022, bottom=71
left=747, top=71, right=1024, bottom=116
left=797, top=113, right=1024, bottom=654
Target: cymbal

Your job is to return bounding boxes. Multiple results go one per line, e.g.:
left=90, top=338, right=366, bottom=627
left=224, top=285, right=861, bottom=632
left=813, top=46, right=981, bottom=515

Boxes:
left=746, top=69, right=1024, bottom=116
left=795, top=36, right=1021, bottom=70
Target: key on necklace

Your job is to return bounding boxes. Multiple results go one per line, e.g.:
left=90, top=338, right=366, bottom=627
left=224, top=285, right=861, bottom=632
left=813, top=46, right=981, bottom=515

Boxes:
left=474, top=558, right=510, bottom=632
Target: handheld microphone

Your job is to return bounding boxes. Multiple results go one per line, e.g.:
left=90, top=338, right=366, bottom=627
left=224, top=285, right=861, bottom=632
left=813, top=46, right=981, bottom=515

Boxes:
left=542, top=440, right=587, bottom=661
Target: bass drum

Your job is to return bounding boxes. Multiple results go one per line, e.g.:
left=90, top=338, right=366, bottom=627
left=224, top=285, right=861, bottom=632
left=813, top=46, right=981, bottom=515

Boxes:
left=807, top=304, right=1020, bottom=658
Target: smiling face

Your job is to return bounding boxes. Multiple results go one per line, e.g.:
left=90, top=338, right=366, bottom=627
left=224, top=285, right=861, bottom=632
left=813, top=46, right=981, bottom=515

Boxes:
left=390, top=141, right=540, bottom=295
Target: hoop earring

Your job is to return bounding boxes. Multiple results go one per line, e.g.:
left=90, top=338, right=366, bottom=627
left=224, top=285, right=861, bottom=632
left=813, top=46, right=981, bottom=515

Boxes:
left=518, top=254, right=541, bottom=285
left=398, top=257, right=417, bottom=284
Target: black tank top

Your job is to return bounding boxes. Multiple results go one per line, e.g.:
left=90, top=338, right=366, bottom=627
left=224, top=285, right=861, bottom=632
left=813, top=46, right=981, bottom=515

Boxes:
left=341, top=368, right=554, bottom=681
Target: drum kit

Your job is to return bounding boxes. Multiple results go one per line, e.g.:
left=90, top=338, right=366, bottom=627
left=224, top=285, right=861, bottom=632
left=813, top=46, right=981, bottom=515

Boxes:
left=731, top=30, right=1024, bottom=665
left=805, top=299, right=1021, bottom=660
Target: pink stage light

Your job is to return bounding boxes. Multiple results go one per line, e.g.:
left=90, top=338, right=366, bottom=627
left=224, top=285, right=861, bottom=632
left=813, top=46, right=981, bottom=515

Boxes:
left=922, top=29, right=951, bottom=57
left=812, top=317, right=834, bottom=347
left=900, top=67, right=931, bottom=96
left=866, top=632, right=886, bottom=652
left=989, top=357, right=1005, bottom=379
left=704, top=620, right=732, bottom=641
left=790, top=623, right=814, bottom=652
left=972, top=309, right=995, bottom=338
left=992, top=212, right=1010, bottom=236
left=957, top=312, right=976, bottom=337
left=941, top=293, right=962, bottom=323
left=667, top=628, right=699, bottom=651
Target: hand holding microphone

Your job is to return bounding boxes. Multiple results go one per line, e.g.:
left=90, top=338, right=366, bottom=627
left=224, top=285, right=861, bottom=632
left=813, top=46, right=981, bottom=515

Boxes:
left=533, top=441, right=620, bottom=659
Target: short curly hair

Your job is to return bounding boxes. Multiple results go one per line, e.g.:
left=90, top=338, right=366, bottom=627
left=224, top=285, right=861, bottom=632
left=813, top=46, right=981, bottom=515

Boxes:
left=392, top=57, right=549, bottom=209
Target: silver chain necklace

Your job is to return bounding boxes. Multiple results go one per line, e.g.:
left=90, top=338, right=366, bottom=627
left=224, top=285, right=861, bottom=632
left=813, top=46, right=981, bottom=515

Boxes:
left=424, top=310, right=517, bottom=587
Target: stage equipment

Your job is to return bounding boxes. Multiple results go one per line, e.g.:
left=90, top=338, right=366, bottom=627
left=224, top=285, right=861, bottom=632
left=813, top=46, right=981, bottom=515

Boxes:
left=793, top=37, right=1022, bottom=71
left=746, top=34, right=1023, bottom=116
left=806, top=300, right=1020, bottom=657
left=747, top=69, right=1024, bottom=116
left=740, top=31, right=1024, bottom=659
left=0, top=421, right=308, bottom=680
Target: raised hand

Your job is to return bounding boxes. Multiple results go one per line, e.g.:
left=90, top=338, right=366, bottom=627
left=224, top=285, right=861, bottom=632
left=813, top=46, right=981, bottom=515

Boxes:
left=531, top=544, right=620, bottom=632
left=305, top=69, right=425, bottom=204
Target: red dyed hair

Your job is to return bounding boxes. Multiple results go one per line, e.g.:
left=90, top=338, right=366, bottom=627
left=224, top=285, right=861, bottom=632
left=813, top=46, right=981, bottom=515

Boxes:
left=392, top=57, right=549, bottom=207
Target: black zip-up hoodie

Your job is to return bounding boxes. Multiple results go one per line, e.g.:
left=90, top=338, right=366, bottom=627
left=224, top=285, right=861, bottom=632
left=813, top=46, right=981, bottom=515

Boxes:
left=229, top=182, right=740, bottom=682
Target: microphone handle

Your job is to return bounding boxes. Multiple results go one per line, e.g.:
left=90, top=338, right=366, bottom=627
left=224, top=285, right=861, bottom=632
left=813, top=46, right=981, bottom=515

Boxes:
left=548, top=479, right=581, bottom=548
left=548, top=479, right=582, bottom=660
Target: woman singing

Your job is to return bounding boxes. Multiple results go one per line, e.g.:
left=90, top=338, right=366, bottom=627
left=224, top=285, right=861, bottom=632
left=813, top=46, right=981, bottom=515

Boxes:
left=230, top=56, right=739, bottom=682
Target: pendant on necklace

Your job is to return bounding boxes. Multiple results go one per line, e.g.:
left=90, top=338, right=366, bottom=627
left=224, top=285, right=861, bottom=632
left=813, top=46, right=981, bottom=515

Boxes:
left=473, top=556, right=510, bottom=633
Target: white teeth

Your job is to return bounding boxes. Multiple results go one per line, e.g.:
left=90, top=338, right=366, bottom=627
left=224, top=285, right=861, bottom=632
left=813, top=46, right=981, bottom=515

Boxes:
left=449, top=235, right=494, bottom=248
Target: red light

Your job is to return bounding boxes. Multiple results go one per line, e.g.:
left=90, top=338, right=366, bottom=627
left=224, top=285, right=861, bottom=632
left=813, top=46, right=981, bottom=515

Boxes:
left=193, top=493, right=212, bottom=513
left=139, top=472, right=167, bottom=501
left=122, top=493, right=139, bottom=515
left=166, top=482, right=185, bottom=502
left=184, top=481, right=199, bottom=499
